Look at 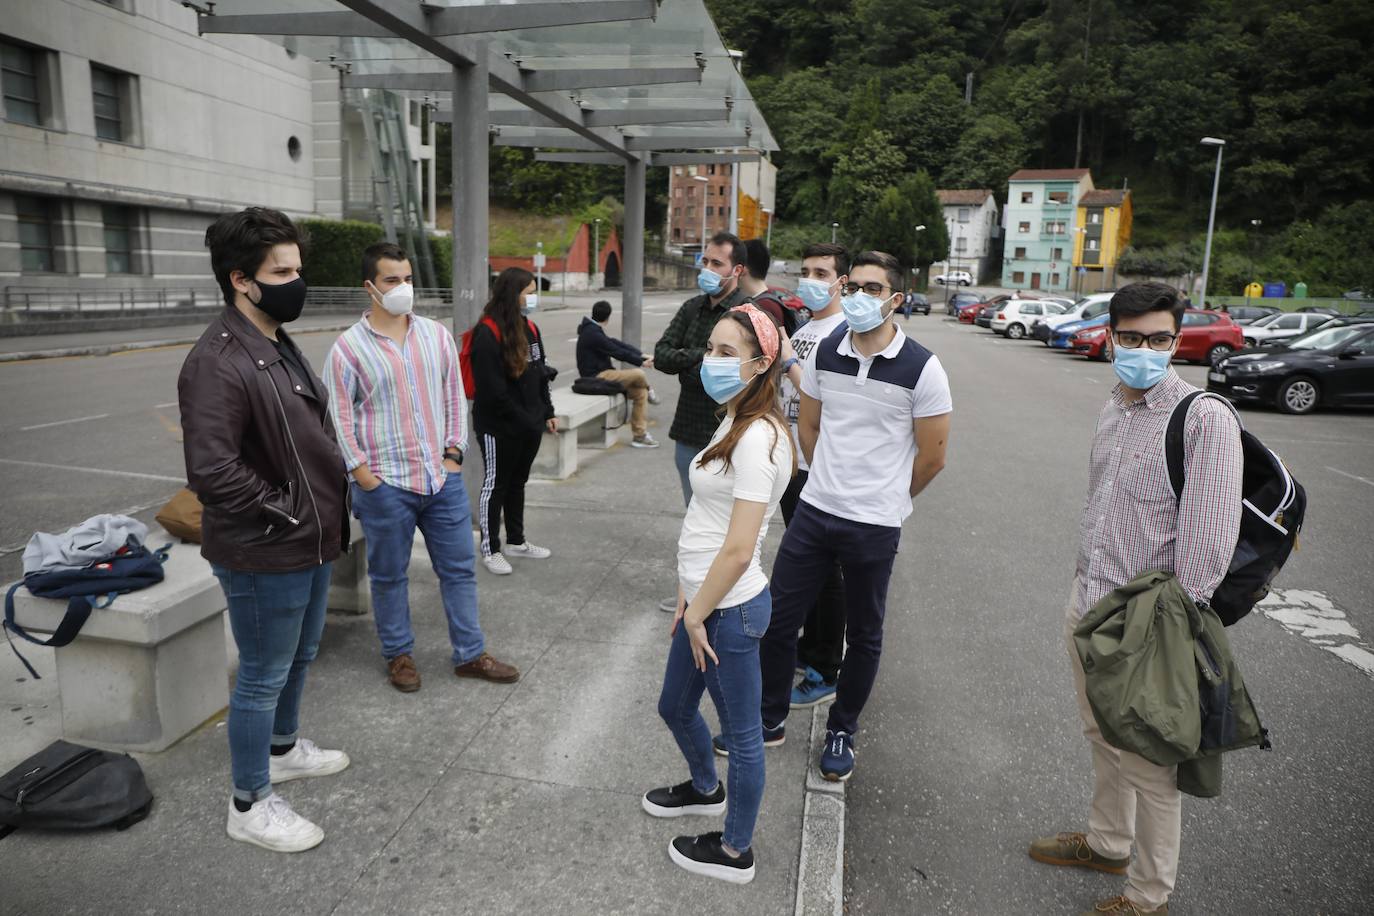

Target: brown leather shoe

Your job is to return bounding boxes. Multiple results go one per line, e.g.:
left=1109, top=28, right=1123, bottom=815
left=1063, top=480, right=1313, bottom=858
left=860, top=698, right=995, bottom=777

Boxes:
left=387, top=654, right=421, bottom=692
left=1029, top=832, right=1129, bottom=874
left=455, top=652, right=520, bottom=684
left=1080, top=895, right=1168, bottom=915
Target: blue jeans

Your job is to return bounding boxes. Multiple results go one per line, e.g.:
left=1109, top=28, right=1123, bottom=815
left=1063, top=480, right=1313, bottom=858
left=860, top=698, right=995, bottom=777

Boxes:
left=351, top=475, right=484, bottom=666
left=674, top=440, right=699, bottom=508
left=657, top=588, right=772, bottom=852
left=213, top=562, right=332, bottom=803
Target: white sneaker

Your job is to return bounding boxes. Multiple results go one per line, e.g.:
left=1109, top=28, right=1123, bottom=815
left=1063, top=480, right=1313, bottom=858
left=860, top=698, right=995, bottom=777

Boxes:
left=647, top=387, right=661, bottom=405
left=269, top=738, right=350, bottom=784
left=226, top=793, right=324, bottom=853
left=505, top=542, right=551, bottom=559
left=483, top=553, right=513, bottom=575
left=632, top=433, right=660, bottom=449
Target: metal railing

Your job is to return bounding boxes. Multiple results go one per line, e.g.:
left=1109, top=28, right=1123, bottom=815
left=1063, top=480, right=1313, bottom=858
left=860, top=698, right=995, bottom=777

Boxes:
left=2, top=286, right=222, bottom=314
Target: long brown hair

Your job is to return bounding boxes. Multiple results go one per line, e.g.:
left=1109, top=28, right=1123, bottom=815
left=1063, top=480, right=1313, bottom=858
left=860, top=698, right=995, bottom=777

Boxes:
left=697, top=311, right=796, bottom=477
left=482, top=266, right=534, bottom=378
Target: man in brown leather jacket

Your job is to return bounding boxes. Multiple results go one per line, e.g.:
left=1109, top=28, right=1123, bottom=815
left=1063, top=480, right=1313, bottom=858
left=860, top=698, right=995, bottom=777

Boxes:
left=178, top=207, right=350, bottom=854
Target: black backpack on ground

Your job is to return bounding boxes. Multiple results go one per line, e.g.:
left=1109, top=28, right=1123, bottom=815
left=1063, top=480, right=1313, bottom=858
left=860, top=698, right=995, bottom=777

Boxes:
left=1165, top=391, right=1306, bottom=625
left=3, top=539, right=171, bottom=679
left=0, top=740, right=153, bottom=839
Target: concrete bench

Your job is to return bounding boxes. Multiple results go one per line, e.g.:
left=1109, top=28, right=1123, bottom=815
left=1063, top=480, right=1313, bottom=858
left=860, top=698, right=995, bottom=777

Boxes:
left=6, top=526, right=373, bottom=752
left=531, top=387, right=628, bottom=480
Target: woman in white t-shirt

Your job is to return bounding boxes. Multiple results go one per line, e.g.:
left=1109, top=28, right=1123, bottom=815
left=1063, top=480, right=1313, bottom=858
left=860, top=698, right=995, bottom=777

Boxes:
left=641, top=304, right=794, bottom=885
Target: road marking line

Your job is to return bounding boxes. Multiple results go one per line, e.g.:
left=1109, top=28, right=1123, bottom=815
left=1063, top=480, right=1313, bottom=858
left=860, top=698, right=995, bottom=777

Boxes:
left=1259, top=589, right=1374, bottom=680
left=0, top=497, right=172, bottom=557
left=0, top=457, right=183, bottom=483
left=20, top=413, right=110, bottom=431
left=154, top=401, right=178, bottom=409
left=1325, top=466, right=1374, bottom=488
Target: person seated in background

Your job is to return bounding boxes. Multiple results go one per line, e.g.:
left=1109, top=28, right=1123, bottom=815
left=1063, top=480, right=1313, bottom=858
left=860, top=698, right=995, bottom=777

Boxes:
left=575, top=299, right=660, bottom=449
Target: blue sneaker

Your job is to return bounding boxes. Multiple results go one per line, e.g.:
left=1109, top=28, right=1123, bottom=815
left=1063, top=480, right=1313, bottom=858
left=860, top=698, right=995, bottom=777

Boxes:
left=790, top=667, right=837, bottom=709
left=819, top=729, right=855, bottom=782
left=712, top=723, right=785, bottom=757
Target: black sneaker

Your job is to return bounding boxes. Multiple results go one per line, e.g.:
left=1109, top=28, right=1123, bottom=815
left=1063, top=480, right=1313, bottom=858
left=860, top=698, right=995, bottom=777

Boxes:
left=668, top=831, right=756, bottom=884
left=711, top=722, right=785, bottom=757
left=641, top=779, right=726, bottom=818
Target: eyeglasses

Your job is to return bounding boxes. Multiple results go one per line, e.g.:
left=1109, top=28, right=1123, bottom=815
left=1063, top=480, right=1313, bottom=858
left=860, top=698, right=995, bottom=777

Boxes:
left=842, top=281, right=889, bottom=296
left=1113, top=330, right=1179, bottom=351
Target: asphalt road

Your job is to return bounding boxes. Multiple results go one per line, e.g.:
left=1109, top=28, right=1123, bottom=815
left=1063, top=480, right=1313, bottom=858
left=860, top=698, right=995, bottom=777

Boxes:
left=0, top=297, right=1370, bottom=914
left=842, top=316, right=1374, bottom=914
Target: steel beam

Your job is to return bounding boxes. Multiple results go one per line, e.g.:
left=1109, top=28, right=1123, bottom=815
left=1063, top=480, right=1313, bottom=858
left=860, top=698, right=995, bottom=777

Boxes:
left=626, top=133, right=749, bottom=151
left=439, top=105, right=730, bottom=129
left=651, top=152, right=762, bottom=165
left=343, top=72, right=453, bottom=92
left=621, top=157, right=647, bottom=350
left=534, top=152, right=635, bottom=165
left=452, top=55, right=490, bottom=335
left=198, top=12, right=394, bottom=37
left=492, top=133, right=609, bottom=152
left=426, top=0, right=657, bottom=35
left=522, top=66, right=702, bottom=93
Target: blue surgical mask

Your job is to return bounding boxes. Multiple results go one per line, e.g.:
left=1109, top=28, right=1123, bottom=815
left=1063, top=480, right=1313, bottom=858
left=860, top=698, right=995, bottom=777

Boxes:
left=699, top=355, right=761, bottom=404
left=797, top=278, right=836, bottom=312
left=1112, top=344, right=1173, bottom=390
left=840, top=291, right=894, bottom=333
left=522, top=293, right=538, bottom=315
left=697, top=267, right=726, bottom=295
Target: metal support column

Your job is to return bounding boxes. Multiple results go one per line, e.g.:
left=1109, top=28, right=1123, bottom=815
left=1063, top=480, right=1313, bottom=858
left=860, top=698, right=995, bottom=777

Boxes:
left=621, top=156, right=646, bottom=350
left=452, top=51, right=489, bottom=334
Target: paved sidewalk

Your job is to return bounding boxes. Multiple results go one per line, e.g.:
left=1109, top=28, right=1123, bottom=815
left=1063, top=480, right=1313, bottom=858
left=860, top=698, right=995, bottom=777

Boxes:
left=0, top=417, right=841, bottom=915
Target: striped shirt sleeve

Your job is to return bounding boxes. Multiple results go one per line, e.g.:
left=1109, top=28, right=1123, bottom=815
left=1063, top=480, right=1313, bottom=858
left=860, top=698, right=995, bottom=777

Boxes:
left=1174, top=398, right=1244, bottom=605
left=441, top=328, right=467, bottom=452
left=324, top=337, right=367, bottom=472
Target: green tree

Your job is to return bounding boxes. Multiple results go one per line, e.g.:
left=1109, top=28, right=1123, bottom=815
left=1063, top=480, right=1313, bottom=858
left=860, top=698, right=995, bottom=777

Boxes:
left=939, top=114, right=1026, bottom=192
left=828, top=130, right=907, bottom=234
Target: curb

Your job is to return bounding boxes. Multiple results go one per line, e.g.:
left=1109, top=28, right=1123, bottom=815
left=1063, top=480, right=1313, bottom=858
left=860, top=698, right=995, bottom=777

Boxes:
left=0, top=322, right=358, bottom=363
left=795, top=705, right=846, bottom=916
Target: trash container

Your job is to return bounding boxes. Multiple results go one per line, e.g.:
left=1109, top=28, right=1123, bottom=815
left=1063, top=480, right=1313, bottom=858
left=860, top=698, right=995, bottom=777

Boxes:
left=1293, top=281, right=1308, bottom=298
left=1244, top=281, right=1263, bottom=300
left=1262, top=282, right=1287, bottom=298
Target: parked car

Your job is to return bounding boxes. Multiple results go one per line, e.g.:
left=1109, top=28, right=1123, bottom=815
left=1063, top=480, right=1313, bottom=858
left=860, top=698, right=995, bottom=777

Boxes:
left=902, top=292, right=931, bottom=317
left=946, top=291, right=982, bottom=316
left=1176, top=309, right=1246, bottom=364
left=1209, top=319, right=1374, bottom=414
left=1037, top=296, right=1076, bottom=310
left=975, top=302, right=1002, bottom=328
left=1069, top=323, right=1111, bottom=360
left=934, top=270, right=973, bottom=286
left=956, top=299, right=985, bottom=323
left=1036, top=292, right=1115, bottom=343
left=1296, top=305, right=1341, bottom=316
left=1225, top=305, right=1281, bottom=325
left=1051, top=313, right=1110, bottom=349
left=991, top=300, right=1069, bottom=339
left=1244, top=311, right=1333, bottom=347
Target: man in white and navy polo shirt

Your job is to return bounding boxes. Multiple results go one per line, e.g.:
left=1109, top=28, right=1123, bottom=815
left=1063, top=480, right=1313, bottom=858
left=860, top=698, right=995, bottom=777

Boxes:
left=759, top=250, right=952, bottom=782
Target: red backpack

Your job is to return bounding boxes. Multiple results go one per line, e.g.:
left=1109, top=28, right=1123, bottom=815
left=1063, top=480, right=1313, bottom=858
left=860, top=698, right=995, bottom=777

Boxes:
left=459, top=316, right=536, bottom=397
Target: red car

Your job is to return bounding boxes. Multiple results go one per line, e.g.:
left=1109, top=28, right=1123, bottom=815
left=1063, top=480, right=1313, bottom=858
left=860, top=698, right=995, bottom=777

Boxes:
left=957, top=300, right=984, bottom=323
left=1070, top=310, right=1247, bottom=365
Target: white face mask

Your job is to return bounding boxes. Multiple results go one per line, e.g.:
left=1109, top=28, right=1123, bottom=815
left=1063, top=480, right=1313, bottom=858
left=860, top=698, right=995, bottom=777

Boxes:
left=523, top=293, right=538, bottom=315
left=373, top=281, right=413, bottom=316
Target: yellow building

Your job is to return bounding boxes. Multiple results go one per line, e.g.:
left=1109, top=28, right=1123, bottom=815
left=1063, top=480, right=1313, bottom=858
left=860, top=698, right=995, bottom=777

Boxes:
left=1072, top=189, right=1133, bottom=292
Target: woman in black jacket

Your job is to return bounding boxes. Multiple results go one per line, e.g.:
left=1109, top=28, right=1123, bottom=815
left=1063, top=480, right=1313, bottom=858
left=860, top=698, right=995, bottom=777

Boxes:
left=470, top=267, right=558, bottom=575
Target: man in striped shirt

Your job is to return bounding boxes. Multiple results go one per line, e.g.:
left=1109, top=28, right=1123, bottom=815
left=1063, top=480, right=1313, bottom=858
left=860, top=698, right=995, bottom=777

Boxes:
left=1029, top=283, right=1242, bottom=916
left=324, top=243, right=519, bottom=693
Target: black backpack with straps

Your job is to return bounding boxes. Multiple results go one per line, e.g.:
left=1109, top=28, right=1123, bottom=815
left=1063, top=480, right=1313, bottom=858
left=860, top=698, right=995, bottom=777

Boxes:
left=1165, top=391, right=1306, bottom=625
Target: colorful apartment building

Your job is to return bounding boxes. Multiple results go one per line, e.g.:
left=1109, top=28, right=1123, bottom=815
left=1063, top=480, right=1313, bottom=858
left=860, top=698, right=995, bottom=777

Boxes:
left=1000, top=168, right=1095, bottom=293
left=930, top=189, right=999, bottom=285
left=664, top=158, right=776, bottom=255
left=1072, top=189, right=1133, bottom=293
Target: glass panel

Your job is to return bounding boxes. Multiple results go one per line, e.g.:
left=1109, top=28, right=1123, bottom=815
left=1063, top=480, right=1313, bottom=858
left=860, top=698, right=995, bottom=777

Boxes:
left=16, top=195, right=55, bottom=273
left=103, top=205, right=135, bottom=274
left=92, top=66, right=124, bottom=140
left=2, top=41, right=41, bottom=125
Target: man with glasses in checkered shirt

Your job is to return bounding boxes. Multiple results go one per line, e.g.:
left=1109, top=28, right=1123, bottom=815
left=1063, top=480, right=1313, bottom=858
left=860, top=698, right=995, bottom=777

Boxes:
left=1029, top=282, right=1244, bottom=916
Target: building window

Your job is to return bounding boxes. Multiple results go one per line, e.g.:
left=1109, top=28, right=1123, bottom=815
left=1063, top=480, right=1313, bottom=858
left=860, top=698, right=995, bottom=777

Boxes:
left=1043, top=220, right=1066, bottom=234
left=706, top=206, right=714, bottom=216
left=1090, top=211, right=1102, bottom=224
left=1014, top=246, right=1027, bottom=259
left=1012, top=271, right=1025, bottom=284
left=1048, top=191, right=1069, bottom=203
left=102, top=205, right=138, bottom=274
left=955, top=237, right=967, bottom=252
left=1, top=39, right=44, bottom=126
left=674, top=167, right=683, bottom=176
left=91, top=64, right=137, bottom=142
left=1020, top=191, right=1033, bottom=203
left=1052, top=247, right=1064, bottom=260
left=1087, top=238, right=1099, bottom=251
left=673, top=207, right=680, bottom=218
left=1018, top=221, right=1030, bottom=233
left=16, top=194, right=60, bottom=273
left=707, top=164, right=716, bottom=175
left=686, top=207, right=694, bottom=218
left=1051, top=272, right=1061, bottom=285
left=673, top=227, right=681, bottom=240
left=957, top=208, right=970, bottom=223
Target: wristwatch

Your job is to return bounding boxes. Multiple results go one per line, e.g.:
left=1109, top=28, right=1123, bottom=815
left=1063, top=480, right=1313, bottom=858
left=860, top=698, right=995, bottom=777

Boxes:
left=444, top=448, right=463, bottom=465
left=781, top=357, right=800, bottom=372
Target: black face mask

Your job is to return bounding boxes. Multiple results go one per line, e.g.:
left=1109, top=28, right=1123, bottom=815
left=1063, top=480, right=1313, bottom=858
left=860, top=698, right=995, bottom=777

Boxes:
left=248, top=276, right=307, bottom=324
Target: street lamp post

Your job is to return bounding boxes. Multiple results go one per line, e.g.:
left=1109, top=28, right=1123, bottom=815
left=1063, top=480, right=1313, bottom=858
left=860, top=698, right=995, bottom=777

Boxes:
left=693, top=175, right=709, bottom=260
left=1074, top=227, right=1087, bottom=295
left=831, top=221, right=839, bottom=244
left=1199, top=137, right=1226, bottom=308
left=593, top=218, right=601, bottom=290
left=913, top=224, right=926, bottom=293
left=762, top=208, right=773, bottom=248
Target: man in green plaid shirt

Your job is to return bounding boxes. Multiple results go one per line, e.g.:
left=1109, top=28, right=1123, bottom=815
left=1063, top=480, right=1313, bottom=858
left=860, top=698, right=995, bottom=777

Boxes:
left=654, top=232, right=750, bottom=508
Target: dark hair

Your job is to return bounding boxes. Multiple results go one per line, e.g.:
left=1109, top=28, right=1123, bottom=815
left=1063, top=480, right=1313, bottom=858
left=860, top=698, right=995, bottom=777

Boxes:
left=482, top=267, right=535, bottom=378
left=204, top=207, right=308, bottom=306
left=1109, top=281, right=1186, bottom=331
left=362, top=242, right=408, bottom=284
left=801, top=242, right=850, bottom=277
left=591, top=300, right=613, bottom=322
left=850, top=250, right=903, bottom=294
left=743, top=238, right=770, bottom=280
left=707, top=231, right=746, bottom=268
left=696, top=311, right=795, bottom=478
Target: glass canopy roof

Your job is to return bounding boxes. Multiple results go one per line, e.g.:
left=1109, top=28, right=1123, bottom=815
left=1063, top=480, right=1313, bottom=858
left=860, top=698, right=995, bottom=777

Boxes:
left=198, top=0, right=776, bottom=153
